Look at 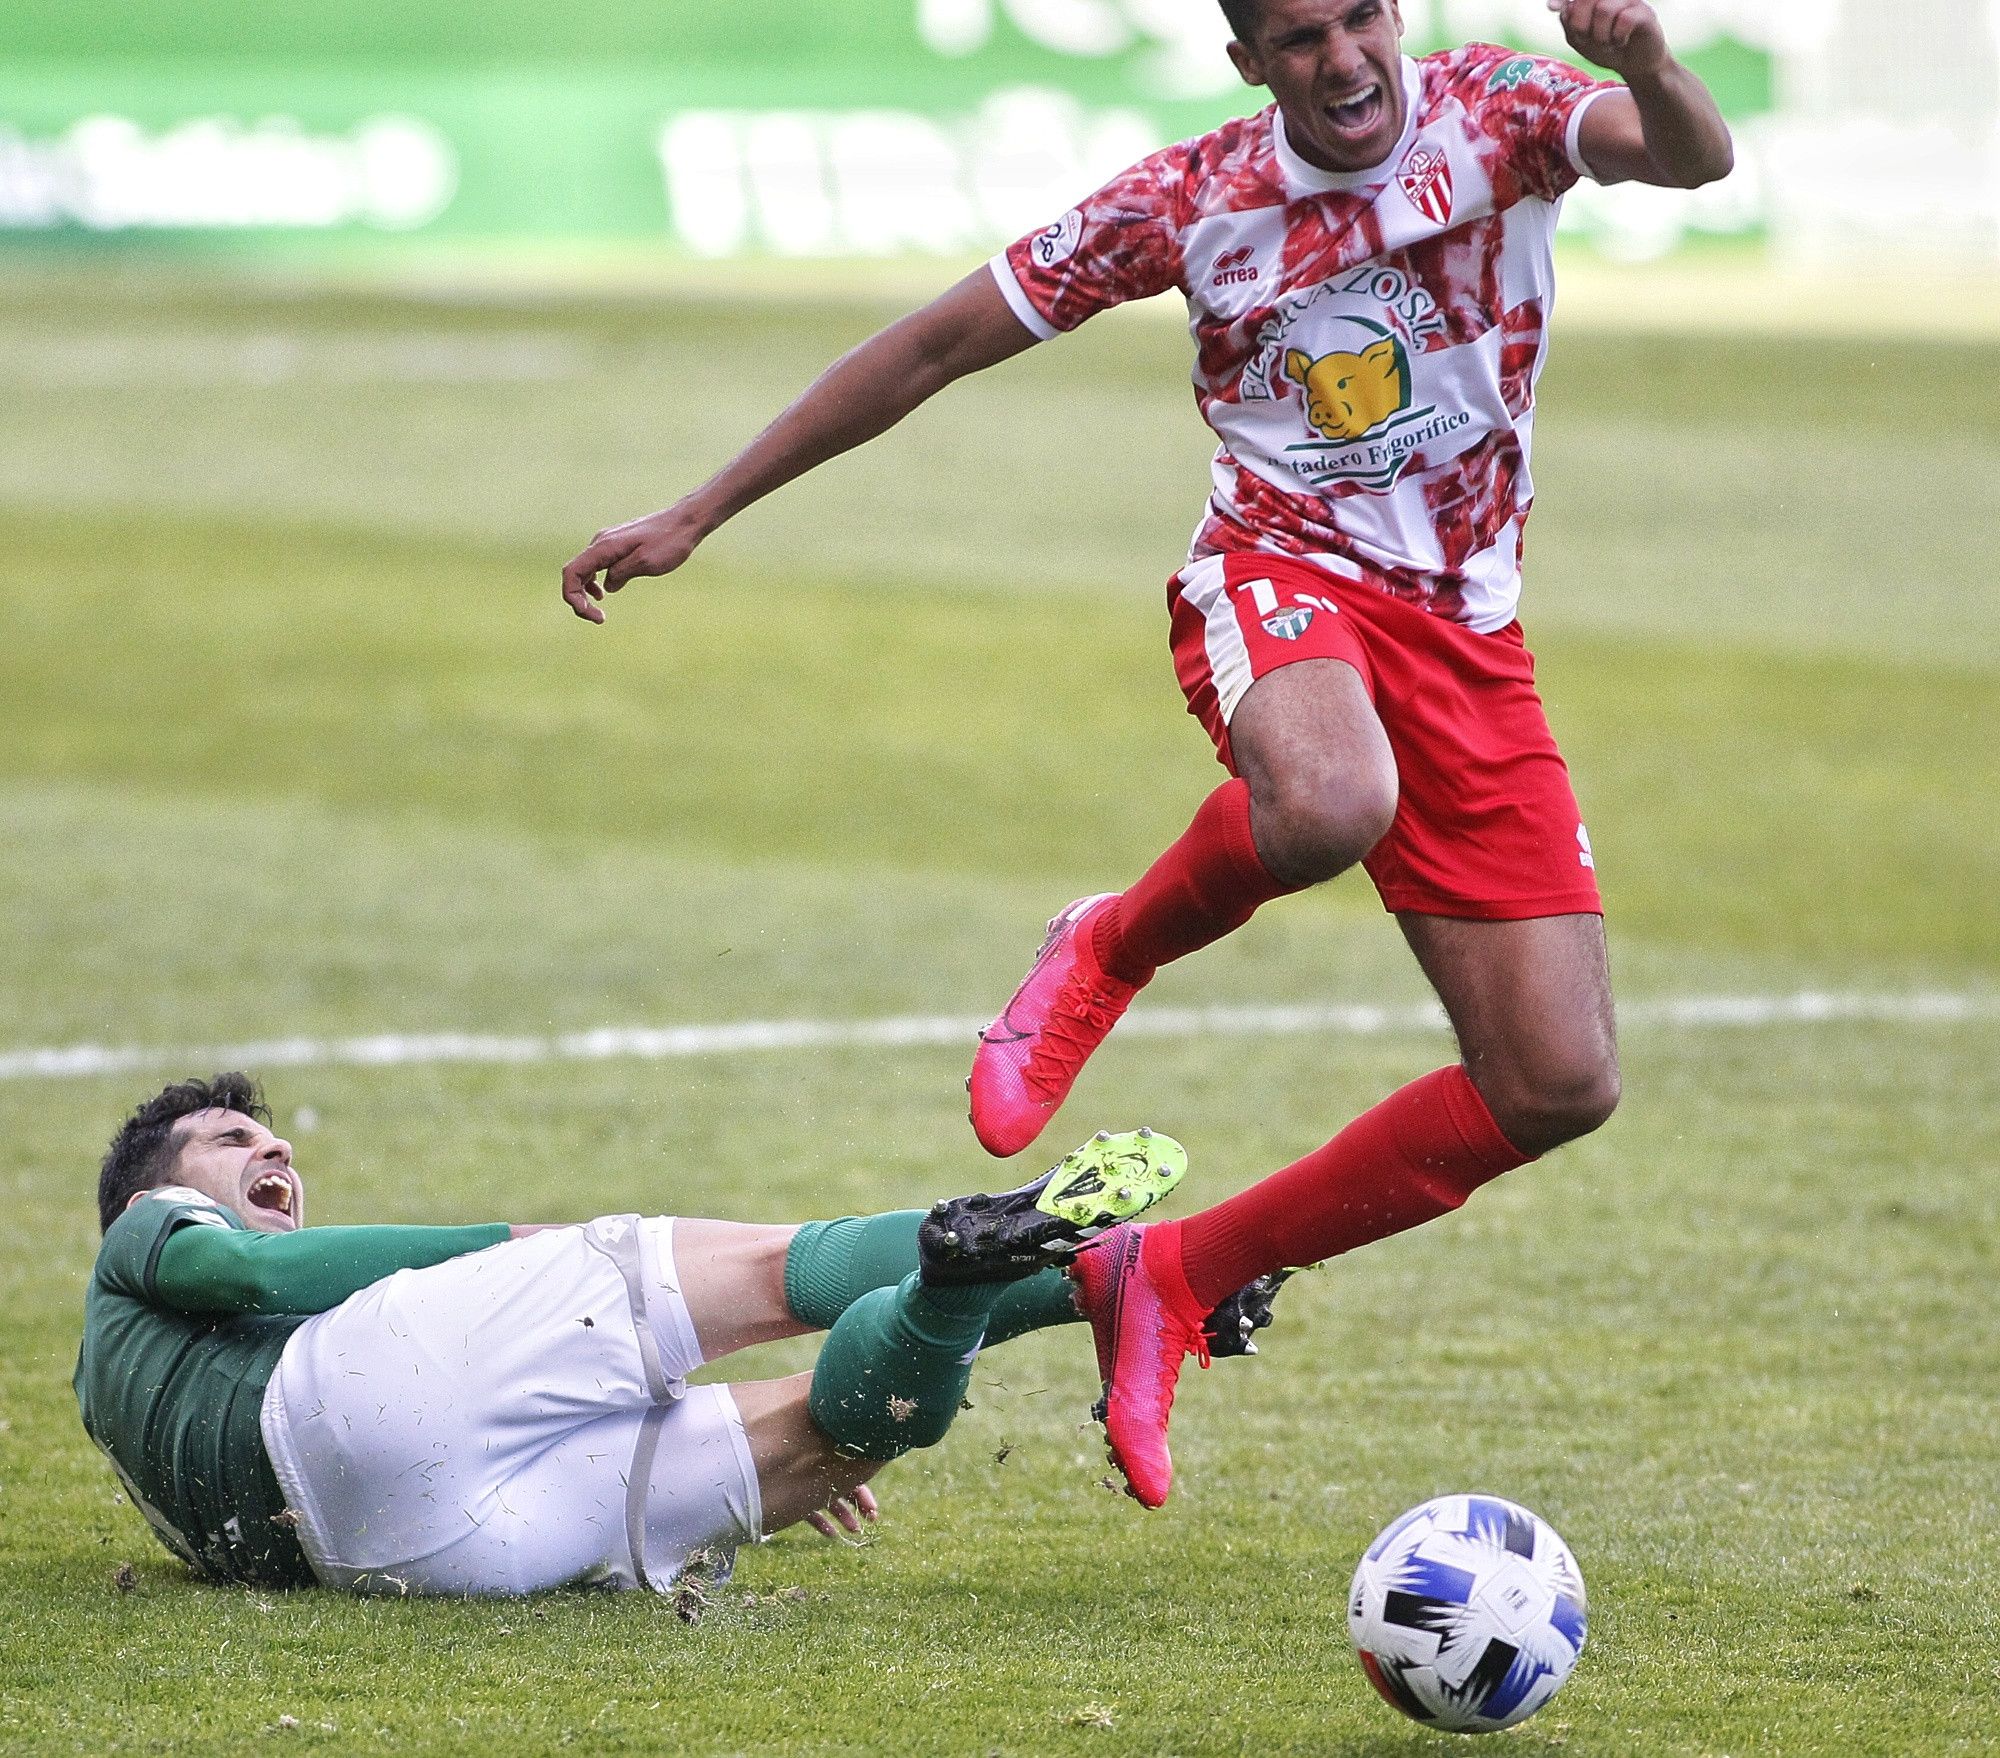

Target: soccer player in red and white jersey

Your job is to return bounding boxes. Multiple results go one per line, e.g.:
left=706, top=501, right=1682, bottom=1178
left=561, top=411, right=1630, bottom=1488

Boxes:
left=560, top=0, right=1733, bottom=1508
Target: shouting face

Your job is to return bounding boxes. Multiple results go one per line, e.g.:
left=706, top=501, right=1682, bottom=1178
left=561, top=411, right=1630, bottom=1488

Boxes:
left=1227, top=0, right=1408, bottom=174
left=137, top=1107, right=306, bottom=1232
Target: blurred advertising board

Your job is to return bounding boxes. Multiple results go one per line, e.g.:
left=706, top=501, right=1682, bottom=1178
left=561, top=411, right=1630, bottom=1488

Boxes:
left=0, top=2, right=1985, bottom=264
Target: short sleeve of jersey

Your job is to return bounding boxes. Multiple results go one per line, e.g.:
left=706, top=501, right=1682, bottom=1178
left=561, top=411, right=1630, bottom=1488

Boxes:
left=95, top=1188, right=242, bottom=1303
left=1451, top=46, right=1621, bottom=206
left=991, top=144, right=1191, bottom=338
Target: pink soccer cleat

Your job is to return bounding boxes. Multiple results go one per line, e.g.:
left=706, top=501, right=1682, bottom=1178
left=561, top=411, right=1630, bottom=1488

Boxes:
left=968, top=894, right=1145, bottom=1158
left=1067, top=1224, right=1211, bottom=1510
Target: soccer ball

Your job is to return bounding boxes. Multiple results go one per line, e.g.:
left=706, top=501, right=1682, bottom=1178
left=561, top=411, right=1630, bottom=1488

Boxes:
left=1348, top=1494, right=1587, bottom=1734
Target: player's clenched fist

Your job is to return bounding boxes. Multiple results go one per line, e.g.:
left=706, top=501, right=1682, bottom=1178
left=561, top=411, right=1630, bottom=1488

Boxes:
left=560, top=501, right=707, bottom=624
left=1546, top=0, right=1669, bottom=80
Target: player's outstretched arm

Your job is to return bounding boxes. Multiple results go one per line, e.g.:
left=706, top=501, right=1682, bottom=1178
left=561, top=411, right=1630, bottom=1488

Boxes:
left=153, top=1220, right=512, bottom=1316
left=1550, top=0, right=1734, bottom=189
left=560, top=269, right=1040, bottom=623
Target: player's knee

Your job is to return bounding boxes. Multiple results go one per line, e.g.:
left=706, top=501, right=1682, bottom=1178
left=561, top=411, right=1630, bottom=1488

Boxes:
left=1254, top=772, right=1396, bottom=883
left=1486, top=1055, right=1621, bottom=1155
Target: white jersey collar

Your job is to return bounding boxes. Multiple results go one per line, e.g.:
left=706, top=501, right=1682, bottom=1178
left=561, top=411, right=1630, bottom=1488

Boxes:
left=1273, top=55, right=1423, bottom=196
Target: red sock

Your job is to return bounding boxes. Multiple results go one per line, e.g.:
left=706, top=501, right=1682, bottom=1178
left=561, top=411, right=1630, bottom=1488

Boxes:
left=1093, top=778, right=1296, bottom=984
left=1164, top=1066, right=1534, bottom=1311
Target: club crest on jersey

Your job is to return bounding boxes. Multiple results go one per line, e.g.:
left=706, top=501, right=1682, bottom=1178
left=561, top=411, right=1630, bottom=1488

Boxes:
left=1261, top=606, right=1315, bottom=641
left=1398, top=145, right=1454, bottom=227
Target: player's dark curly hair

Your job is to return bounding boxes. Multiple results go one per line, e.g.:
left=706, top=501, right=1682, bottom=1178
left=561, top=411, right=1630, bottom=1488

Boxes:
left=1218, top=0, right=1260, bottom=42
left=97, top=1073, right=268, bottom=1234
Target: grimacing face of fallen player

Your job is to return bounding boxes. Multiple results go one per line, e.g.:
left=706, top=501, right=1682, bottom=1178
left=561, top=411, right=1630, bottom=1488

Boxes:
left=130, top=1107, right=307, bottom=1233
left=1228, top=0, right=1408, bottom=175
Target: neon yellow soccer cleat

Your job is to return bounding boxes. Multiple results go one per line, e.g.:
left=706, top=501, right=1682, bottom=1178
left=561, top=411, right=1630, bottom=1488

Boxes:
left=917, top=1128, right=1187, bottom=1285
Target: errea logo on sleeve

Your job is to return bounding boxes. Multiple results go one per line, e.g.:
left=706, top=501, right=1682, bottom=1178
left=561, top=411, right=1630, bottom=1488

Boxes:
left=147, top=1187, right=231, bottom=1223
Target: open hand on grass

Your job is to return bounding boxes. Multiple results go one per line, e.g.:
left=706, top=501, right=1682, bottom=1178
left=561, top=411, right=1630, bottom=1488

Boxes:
left=804, top=1485, right=879, bottom=1541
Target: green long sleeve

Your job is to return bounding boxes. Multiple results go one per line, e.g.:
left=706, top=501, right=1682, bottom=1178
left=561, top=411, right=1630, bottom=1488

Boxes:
left=152, top=1221, right=511, bottom=1316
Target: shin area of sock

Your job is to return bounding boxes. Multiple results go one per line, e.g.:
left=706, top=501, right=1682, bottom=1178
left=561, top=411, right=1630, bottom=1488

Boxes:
left=1092, top=778, right=1295, bottom=983
left=983, top=1268, right=1083, bottom=1345
left=1175, top=1065, right=1533, bottom=1310
left=805, top=1277, right=989, bottom=1460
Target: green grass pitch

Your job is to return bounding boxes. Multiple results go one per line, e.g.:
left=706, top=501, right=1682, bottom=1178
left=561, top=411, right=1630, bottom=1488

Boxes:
left=0, top=268, right=1996, bottom=1755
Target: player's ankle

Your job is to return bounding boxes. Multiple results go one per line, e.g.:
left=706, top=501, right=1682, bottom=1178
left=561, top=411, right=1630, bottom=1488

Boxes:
left=1141, top=1220, right=1208, bottom=1319
left=1087, top=897, right=1153, bottom=988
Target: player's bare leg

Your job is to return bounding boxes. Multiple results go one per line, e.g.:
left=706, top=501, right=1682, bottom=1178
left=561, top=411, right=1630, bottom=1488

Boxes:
left=728, top=1374, right=884, bottom=1536
left=673, top=1214, right=1080, bottom=1530
left=1227, top=657, right=1398, bottom=886
left=1396, top=912, right=1620, bottom=1156
left=1071, top=669, right=1616, bottom=1505
left=671, top=1219, right=813, bottom=1359
left=1079, top=922, right=1616, bottom=1506
left=969, top=659, right=1390, bottom=1158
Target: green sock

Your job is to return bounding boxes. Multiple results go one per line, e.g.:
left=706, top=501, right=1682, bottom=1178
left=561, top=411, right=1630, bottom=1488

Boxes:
left=785, top=1211, right=1082, bottom=1343
left=985, top=1270, right=1080, bottom=1345
left=807, top=1274, right=1006, bottom=1460
left=784, top=1212, right=927, bottom=1327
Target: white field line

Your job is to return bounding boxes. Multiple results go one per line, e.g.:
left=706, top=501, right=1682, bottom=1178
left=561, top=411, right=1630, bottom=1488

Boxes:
left=1, top=990, right=1995, bottom=1085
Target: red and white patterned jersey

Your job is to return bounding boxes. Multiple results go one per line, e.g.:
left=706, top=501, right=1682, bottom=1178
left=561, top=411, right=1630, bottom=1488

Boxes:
left=991, top=45, right=1619, bottom=630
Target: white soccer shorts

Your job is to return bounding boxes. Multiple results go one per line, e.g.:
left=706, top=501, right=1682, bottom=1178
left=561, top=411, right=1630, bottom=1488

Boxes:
left=259, top=1215, right=763, bottom=1596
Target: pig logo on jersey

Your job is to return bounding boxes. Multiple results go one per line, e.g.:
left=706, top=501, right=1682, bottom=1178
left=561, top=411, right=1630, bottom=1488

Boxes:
left=1246, top=266, right=1471, bottom=493
left=1398, top=144, right=1454, bottom=226
left=1283, top=334, right=1408, bottom=444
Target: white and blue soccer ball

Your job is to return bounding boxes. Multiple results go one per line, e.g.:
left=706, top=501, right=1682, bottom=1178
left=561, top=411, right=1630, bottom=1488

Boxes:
left=1348, top=1495, right=1587, bottom=1734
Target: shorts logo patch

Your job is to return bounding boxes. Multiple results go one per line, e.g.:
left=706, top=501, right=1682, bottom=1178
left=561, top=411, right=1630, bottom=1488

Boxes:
left=1262, top=606, right=1315, bottom=641
left=1576, top=824, right=1596, bottom=870
left=1398, top=145, right=1454, bottom=227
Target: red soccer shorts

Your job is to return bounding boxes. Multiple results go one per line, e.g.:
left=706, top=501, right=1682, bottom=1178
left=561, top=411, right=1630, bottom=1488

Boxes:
left=1167, top=551, right=1602, bottom=921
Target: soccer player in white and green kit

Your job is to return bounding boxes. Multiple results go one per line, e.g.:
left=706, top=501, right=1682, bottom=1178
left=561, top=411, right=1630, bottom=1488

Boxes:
left=76, top=1075, right=1281, bottom=1595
